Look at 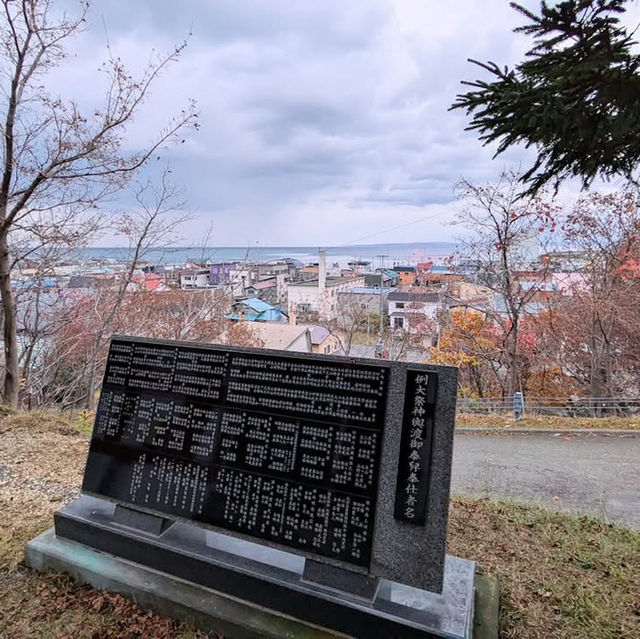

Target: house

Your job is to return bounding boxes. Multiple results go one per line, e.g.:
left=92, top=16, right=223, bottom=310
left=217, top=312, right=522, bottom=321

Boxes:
left=252, top=260, right=289, bottom=281
left=550, top=271, right=588, bottom=294
left=391, top=265, right=416, bottom=288
left=345, top=260, right=371, bottom=274
left=242, top=322, right=313, bottom=352
left=131, top=272, right=166, bottom=292
left=449, top=281, right=492, bottom=303
left=336, top=287, right=392, bottom=317
left=539, top=250, right=591, bottom=272
left=363, top=270, right=399, bottom=288
left=243, top=279, right=278, bottom=304
left=207, top=263, right=254, bottom=296
left=287, top=250, right=365, bottom=320
left=307, top=325, right=341, bottom=355
left=250, top=262, right=289, bottom=302
left=299, top=264, right=319, bottom=281
left=180, top=269, right=210, bottom=289
left=12, top=278, right=58, bottom=291
left=415, top=270, right=464, bottom=288
left=228, top=298, right=283, bottom=322
left=387, top=290, right=442, bottom=332
left=162, top=266, right=182, bottom=288
left=209, top=262, right=237, bottom=286
left=68, top=274, right=116, bottom=289
left=282, top=257, right=304, bottom=281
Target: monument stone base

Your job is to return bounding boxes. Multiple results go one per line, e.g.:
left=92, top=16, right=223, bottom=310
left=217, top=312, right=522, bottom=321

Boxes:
left=25, top=496, right=475, bottom=639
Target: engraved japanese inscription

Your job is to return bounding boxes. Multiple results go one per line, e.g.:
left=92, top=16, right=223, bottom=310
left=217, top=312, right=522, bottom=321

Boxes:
left=393, top=370, right=438, bottom=525
left=83, top=338, right=389, bottom=567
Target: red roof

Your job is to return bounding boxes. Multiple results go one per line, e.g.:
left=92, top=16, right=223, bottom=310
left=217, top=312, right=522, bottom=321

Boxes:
left=144, top=279, right=163, bottom=291
left=253, top=281, right=276, bottom=290
left=131, top=272, right=163, bottom=291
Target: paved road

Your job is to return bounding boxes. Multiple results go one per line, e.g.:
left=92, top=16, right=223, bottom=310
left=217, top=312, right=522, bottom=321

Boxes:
left=451, top=432, right=640, bottom=530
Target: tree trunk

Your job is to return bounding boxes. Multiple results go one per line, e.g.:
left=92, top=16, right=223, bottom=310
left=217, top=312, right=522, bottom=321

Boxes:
left=0, top=234, right=19, bottom=407
left=507, top=322, right=520, bottom=396
left=589, top=311, right=606, bottom=415
left=471, top=366, right=484, bottom=398
left=85, top=354, right=97, bottom=410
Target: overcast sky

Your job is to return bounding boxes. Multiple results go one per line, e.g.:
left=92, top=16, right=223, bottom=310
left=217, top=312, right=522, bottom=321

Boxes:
left=53, top=0, right=640, bottom=246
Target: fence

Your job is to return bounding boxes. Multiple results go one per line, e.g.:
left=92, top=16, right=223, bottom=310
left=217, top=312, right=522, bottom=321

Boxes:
left=456, top=396, right=640, bottom=417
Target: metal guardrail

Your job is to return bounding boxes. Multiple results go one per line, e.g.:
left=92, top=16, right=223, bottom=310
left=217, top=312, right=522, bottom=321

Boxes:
left=456, top=396, right=640, bottom=417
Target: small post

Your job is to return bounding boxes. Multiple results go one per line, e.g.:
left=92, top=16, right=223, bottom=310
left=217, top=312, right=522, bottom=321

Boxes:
left=513, top=391, right=523, bottom=422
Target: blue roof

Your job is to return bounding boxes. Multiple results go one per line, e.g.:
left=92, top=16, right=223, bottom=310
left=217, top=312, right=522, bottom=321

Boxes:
left=392, top=265, right=415, bottom=272
left=12, top=279, right=57, bottom=289
left=227, top=298, right=282, bottom=322
left=241, top=298, right=274, bottom=313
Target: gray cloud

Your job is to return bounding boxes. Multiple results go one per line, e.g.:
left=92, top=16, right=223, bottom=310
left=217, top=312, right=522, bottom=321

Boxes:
left=49, top=0, right=640, bottom=245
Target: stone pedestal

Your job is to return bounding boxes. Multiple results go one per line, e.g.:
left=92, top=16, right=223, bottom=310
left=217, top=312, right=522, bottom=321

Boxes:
left=26, top=496, right=475, bottom=639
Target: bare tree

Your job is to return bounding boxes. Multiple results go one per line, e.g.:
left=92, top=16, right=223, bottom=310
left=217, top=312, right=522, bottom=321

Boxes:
left=382, top=306, right=435, bottom=362
left=316, top=292, right=373, bottom=355
left=82, top=169, right=189, bottom=408
left=454, top=171, right=557, bottom=395
left=0, top=0, right=198, bottom=406
left=559, top=190, right=640, bottom=398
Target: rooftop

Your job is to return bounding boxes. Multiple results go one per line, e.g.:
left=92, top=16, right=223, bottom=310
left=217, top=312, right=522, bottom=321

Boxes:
left=307, top=325, right=331, bottom=345
left=340, top=286, right=393, bottom=295
left=237, top=297, right=275, bottom=313
left=289, top=276, right=363, bottom=288
left=388, top=291, right=441, bottom=303
left=392, top=265, right=415, bottom=272
left=243, top=323, right=310, bottom=351
left=251, top=280, right=277, bottom=290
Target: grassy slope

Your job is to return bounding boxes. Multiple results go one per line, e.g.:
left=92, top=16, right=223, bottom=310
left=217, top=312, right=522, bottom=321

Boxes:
left=1, top=411, right=639, bottom=638
left=456, top=412, right=640, bottom=430
left=448, top=499, right=640, bottom=639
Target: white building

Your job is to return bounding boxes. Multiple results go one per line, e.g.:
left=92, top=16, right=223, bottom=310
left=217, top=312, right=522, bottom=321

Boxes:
left=387, top=291, right=441, bottom=331
left=287, top=250, right=365, bottom=320
left=180, top=269, right=210, bottom=289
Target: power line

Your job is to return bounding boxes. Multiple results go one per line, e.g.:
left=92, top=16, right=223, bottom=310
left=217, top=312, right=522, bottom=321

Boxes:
left=340, top=209, right=450, bottom=247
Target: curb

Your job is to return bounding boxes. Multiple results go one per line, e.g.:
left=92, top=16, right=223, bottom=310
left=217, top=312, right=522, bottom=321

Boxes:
left=473, top=574, right=499, bottom=639
left=455, top=428, right=640, bottom=436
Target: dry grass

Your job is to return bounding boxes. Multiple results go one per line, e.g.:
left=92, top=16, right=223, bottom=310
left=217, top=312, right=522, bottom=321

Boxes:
left=0, top=410, right=207, bottom=639
left=456, top=412, right=640, bottom=431
left=448, top=498, right=640, bottom=639
left=1, top=410, right=639, bottom=638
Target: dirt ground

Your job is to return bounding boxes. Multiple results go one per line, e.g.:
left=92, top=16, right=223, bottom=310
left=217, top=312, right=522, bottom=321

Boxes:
left=1, top=411, right=639, bottom=639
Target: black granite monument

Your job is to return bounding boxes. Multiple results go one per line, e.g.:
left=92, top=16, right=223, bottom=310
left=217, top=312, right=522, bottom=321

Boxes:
left=26, top=336, right=475, bottom=639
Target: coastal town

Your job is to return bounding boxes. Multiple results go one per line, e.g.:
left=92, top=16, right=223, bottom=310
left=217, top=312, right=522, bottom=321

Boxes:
left=12, top=239, right=614, bottom=412
left=14, top=246, right=457, bottom=358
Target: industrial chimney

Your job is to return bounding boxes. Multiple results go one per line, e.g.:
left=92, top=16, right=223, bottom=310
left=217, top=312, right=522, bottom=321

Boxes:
left=318, top=249, right=327, bottom=291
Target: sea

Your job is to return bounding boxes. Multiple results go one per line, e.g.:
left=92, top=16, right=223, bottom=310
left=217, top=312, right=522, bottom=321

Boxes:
left=78, top=242, right=456, bottom=269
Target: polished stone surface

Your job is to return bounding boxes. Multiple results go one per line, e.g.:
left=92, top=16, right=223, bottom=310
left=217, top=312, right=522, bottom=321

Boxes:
left=81, top=336, right=459, bottom=592
left=39, top=495, right=474, bottom=639
left=371, top=362, right=458, bottom=592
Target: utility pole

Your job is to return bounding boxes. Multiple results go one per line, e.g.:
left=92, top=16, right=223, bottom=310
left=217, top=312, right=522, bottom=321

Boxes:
left=375, top=254, right=387, bottom=357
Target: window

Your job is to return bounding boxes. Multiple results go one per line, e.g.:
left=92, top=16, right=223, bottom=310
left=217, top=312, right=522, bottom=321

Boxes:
left=324, top=345, right=331, bottom=354
left=396, top=302, right=405, bottom=309
left=394, top=317, right=404, bottom=329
